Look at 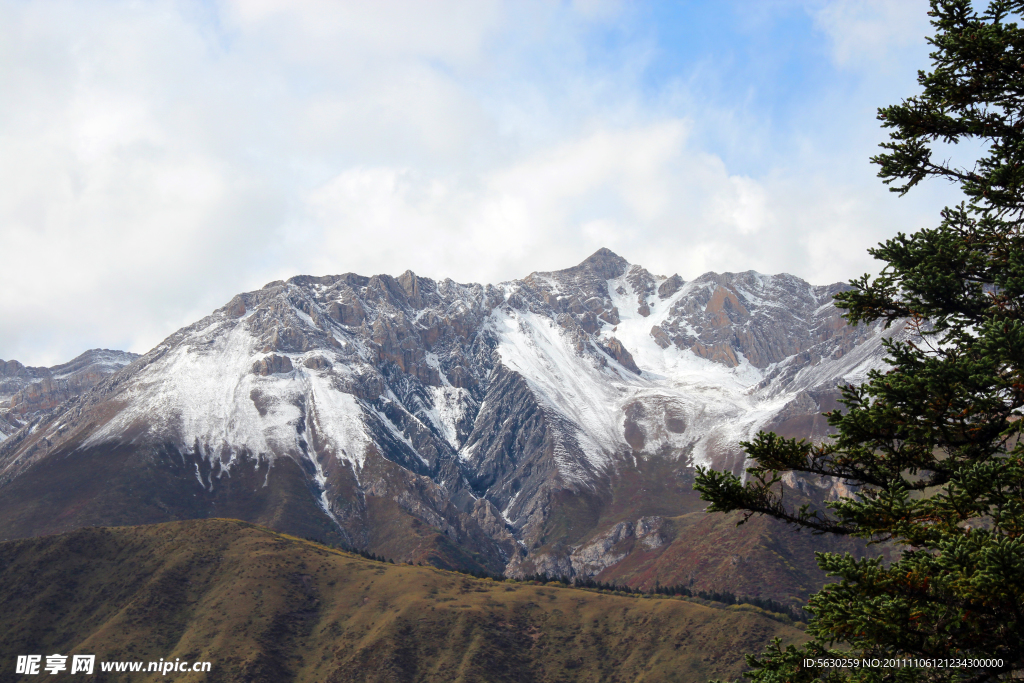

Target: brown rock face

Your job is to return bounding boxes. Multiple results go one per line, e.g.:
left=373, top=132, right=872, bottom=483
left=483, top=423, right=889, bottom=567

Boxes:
left=327, top=300, right=366, bottom=326
left=600, top=337, right=641, bottom=375
left=578, top=311, right=600, bottom=334
left=690, top=341, right=740, bottom=368
left=397, top=270, right=424, bottom=307
left=9, top=378, right=70, bottom=415
left=252, top=354, right=294, bottom=375
left=268, top=326, right=308, bottom=352
left=0, top=360, right=28, bottom=377
left=574, top=247, right=629, bottom=280
left=623, top=401, right=646, bottom=451
left=0, top=360, right=48, bottom=409
left=658, top=274, right=684, bottom=299
left=650, top=325, right=672, bottom=349
left=226, top=295, right=247, bottom=318
left=303, top=356, right=332, bottom=371
left=704, top=286, right=749, bottom=327
left=625, top=265, right=657, bottom=316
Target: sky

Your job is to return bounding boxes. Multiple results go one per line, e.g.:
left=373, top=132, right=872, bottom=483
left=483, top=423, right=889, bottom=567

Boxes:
left=1, top=0, right=947, bottom=366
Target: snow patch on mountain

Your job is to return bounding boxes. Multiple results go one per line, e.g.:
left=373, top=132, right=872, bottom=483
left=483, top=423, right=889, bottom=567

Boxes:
left=425, top=385, right=471, bottom=449
left=306, top=370, right=371, bottom=468
left=606, top=273, right=763, bottom=389
left=84, top=323, right=284, bottom=457
left=493, top=309, right=623, bottom=468
left=80, top=319, right=373, bottom=476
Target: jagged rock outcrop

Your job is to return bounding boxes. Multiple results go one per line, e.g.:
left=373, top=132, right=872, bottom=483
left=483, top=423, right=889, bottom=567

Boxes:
left=252, top=354, right=294, bottom=376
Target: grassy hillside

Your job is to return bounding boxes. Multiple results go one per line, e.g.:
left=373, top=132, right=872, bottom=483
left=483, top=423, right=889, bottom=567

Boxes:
left=0, top=519, right=805, bottom=682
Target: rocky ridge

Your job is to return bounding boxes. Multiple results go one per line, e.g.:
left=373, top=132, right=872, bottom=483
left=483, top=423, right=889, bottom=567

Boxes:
left=0, top=249, right=910, bottom=594
left=0, top=349, right=138, bottom=439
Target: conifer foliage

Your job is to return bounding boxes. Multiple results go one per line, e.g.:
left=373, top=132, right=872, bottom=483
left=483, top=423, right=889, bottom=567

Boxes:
left=695, top=1, right=1024, bottom=681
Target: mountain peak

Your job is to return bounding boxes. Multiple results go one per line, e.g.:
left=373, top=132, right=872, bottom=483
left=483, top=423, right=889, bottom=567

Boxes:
left=575, top=247, right=629, bottom=280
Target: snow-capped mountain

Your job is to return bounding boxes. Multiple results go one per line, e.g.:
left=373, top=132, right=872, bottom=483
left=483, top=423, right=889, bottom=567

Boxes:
left=0, top=249, right=908, bottom=591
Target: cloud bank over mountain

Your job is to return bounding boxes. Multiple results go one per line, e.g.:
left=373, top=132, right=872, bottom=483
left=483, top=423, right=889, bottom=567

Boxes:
left=0, top=0, right=937, bottom=365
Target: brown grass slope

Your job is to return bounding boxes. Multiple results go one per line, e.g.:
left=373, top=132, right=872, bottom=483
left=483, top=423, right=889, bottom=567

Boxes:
left=0, top=519, right=804, bottom=683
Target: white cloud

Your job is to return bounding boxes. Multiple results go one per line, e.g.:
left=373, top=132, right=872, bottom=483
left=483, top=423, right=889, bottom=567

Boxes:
left=810, top=0, right=931, bottom=68
left=223, top=0, right=505, bottom=65
left=0, top=0, right=940, bottom=366
left=298, top=117, right=932, bottom=291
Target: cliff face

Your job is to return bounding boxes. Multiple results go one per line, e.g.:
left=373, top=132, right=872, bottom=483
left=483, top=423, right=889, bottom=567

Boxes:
left=0, top=249, right=910, bottom=598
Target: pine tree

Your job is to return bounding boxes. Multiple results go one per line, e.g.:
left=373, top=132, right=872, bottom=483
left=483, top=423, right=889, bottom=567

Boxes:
left=694, top=1, right=1024, bottom=681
